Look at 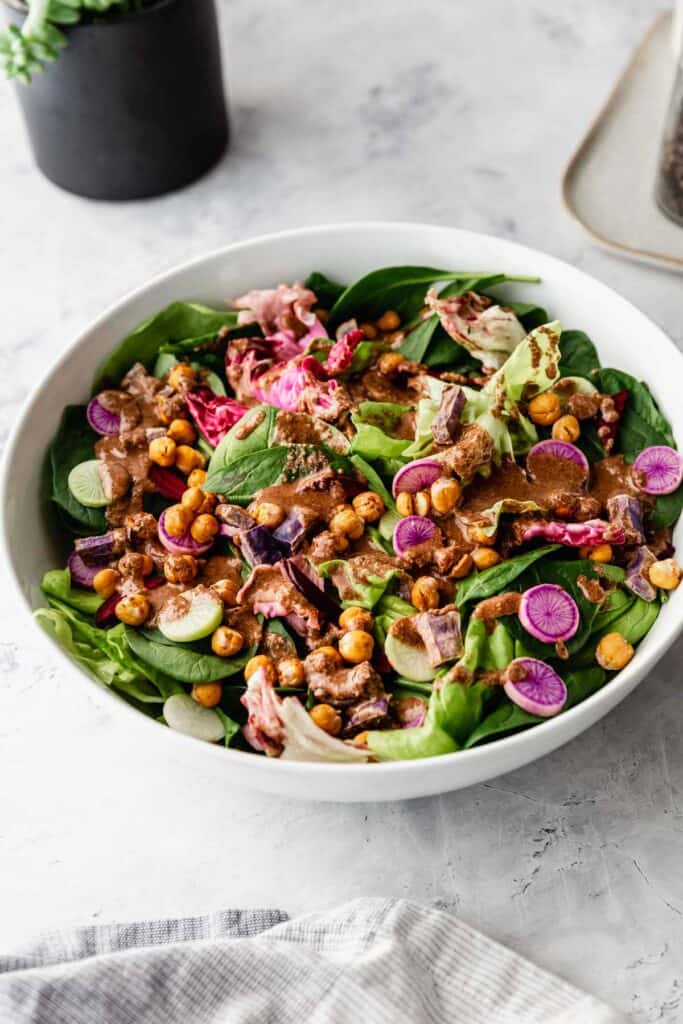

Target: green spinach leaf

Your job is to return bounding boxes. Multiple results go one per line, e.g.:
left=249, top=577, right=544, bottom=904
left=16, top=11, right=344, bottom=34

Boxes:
left=204, top=446, right=289, bottom=502
left=126, top=628, right=253, bottom=683
left=41, top=568, right=104, bottom=615
left=304, top=271, right=346, bottom=309
left=94, top=302, right=236, bottom=389
left=455, top=545, right=560, bottom=608
left=558, top=330, right=600, bottom=379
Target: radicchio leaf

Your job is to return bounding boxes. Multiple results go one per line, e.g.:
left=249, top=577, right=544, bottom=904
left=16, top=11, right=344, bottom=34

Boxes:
left=185, top=387, right=249, bottom=448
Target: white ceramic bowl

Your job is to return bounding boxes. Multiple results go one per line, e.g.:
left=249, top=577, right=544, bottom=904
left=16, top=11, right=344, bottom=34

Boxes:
left=2, top=222, right=681, bottom=802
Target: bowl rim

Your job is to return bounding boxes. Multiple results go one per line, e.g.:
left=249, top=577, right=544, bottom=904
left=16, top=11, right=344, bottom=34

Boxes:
left=2, top=220, right=682, bottom=787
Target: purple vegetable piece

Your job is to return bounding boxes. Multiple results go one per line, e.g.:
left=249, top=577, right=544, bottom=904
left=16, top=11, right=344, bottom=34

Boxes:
left=345, top=698, right=390, bottom=733
left=521, top=519, right=625, bottom=547
left=94, top=591, right=122, bottom=628
left=241, top=526, right=284, bottom=567
left=415, top=607, right=463, bottom=667
left=625, top=546, right=657, bottom=602
left=149, top=465, right=187, bottom=501
left=158, top=509, right=213, bottom=556
left=503, top=658, right=567, bottom=717
left=281, top=556, right=340, bottom=622
left=215, top=504, right=256, bottom=539
left=527, top=439, right=589, bottom=477
left=67, top=551, right=100, bottom=588
left=518, top=584, right=579, bottom=643
left=73, top=532, right=114, bottom=565
left=86, top=396, right=120, bottom=436
left=273, top=509, right=314, bottom=554
left=396, top=696, right=428, bottom=729
left=392, top=459, right=442, bottom=497
left=606, top=494, right=645, bottom=546
left=632, top=445, right=683, bottom=496
left=431, top=385, right=466, bottom=445
left=393, top=515, right=437, bottom=556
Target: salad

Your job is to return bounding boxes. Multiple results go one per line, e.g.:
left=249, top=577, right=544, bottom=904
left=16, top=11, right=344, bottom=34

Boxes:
left=37, top=265, right=682, bottom=763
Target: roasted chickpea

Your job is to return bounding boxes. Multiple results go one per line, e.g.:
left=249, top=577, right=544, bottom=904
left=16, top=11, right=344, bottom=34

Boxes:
left=377, top=351, right=404, bottom=376
left=413, top=490, right=432, bottom=516
left=339, top=606, right=374, bottom=633
left=187, top=468, right=207, bottom=488
left=315, top=645, right=343, bottom=664
left=595, top=632, right=634, bottom=671
left=339, top=629, right=374, bottom=663
left=245, top=654, right=277, bottom=684
left=352, top=491, right=385, bottom=523
left=309, top=703, right=342, bottom=736
left=253, top=502, right=285, bottom=529
left=167, top=363, right=197, bottom=392
left=164, top=504, right=193, bottom=537
left=190, top=514, right=219, bottom=544
left=175, top=445, right=205, bottom=475
left=115, top=593, right=150, bottom=626
left=329, top=506, right=365, bottom=540
left=93, top=568, right=120, bottom=598
left=648, top=558, right=682, bottom=591
left=148, top=435, right=177, bottom=467
left=360, top=322, right=378, bottom=340
left=352, top=730, right=370, bottom=747
left=588, top=544, right=613, bottom=564
left=163, top=554, right=198, bottom=585
left=468, top=523, right=497, bottom=546
left=471, top=547, right=502, bottom=570
left=396, top=492, right=414, bottom=517
left=430, top=477, right=461, bottom=514
left=181, top=486, right=205, bottom=512
left=528, top=392, right=561, bottom=426
left=211, top=626, right=244, bottom=658
left=552, top=414, right=580, bottom=443
left=211, top=578, right=240, bottom=606
left=118, top=552, right=154, bottom=577
left=167, top=418, right=196, bottom=445
left=376, top=309, right=401, bottom=332
left=450, top=553, right=474, bottom=579
left=278, top=658, right=305, bottom=688
left=411, top=576, right=440, bottom=611
left=192, top=682, right=222, bottom=708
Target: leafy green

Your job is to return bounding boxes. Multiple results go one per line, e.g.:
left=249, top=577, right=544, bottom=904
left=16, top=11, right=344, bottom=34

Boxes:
left=41, top=568, right=104, bottom=615
left=349, top=341, right=388, bottom=374
left=304, top=271, right=346, bottom=309
left=204, top=446, right=289, bottom=503
left=93, top=303, right=235, bottom=390
left=356, top=401, right=411, bottom=432
left=458, top=617, right=515, bottom=676
left=0, top=12, right=66, bottom=83
left=397, top=316, right=440, bottom=363
left=47, top=406, right=107, bottom=533
left=318, top=559, right=400, bottom=610
left=465, top=701, right=540, bottom=747
left=558, top=330, right=600, bottom=379
left=349, top=416, right=411, bottom=461
left=349, top=454, right=395, bottom=511
left=215, top=708, right=243, bottom=747
left=455, top=545, right=560, bottom=607
left=206, top=404, right=277, bottom=471
left=126, top=628, right=254, bottom=683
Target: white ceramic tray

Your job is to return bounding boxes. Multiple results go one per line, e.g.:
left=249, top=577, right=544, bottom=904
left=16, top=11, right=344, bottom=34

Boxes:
left=563, top=12, right=683, bottom=272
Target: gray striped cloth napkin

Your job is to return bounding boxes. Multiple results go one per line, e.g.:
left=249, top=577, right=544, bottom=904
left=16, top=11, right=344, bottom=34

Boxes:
left=0, top=898, right=624, bottom=1023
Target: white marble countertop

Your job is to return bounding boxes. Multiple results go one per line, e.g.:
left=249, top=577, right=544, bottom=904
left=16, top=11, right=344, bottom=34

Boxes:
left=1, top=0, right=682, bottom=1018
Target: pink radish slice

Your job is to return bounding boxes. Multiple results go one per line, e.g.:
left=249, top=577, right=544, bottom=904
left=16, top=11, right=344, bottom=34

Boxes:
left=158, top=509, right=213, bottom=556
left=503, top=658, right=567, bottom=718
left=67, top=551, right=101, bottom=588
left=393, top=515, right=437, bottom=556
left=392, top=459, right=442, bottom=497
left=87, top=397, right=120, bottom=436
left=632, top=446, right=683, bottom=496
left=527, top=439, right=589, bottom=475
left=518, top=584, right=579, bottom=643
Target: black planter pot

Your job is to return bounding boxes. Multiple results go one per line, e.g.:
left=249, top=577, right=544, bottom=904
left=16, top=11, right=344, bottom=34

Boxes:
left=4, top=0, right=229, bottom=200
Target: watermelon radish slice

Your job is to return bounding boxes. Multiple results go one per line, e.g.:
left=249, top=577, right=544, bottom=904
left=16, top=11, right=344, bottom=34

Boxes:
left=158, top=588, right=223, bottom=643
left=68, top=460, right=109, bottom=508
left=393, top=515, right=437, bottom=556
left=527, top=439, right=589, bottom=475
left=518, top=584, right=579, bottom=643
left=86, top=396, right=121, bottom=436
left=632, top=446, right=683, bottom=496
left=158, top=508, right=214, bottom=556
left=503, top=658, right=567, bottom=717
left=392, top=459, right=442, bottom=497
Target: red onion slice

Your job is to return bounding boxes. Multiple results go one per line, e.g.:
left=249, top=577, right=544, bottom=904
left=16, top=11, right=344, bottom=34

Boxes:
left=158, top=509, right=213, bottom=556
left=392, top=459, right=442, bottom=497
left=632, top=445, right=683, bottom=496
left=393, top=515, right=437, bottom=556
left=503, top=658, right=567, bottom=717
left=518, top=584, right=579, bottom=643
left=527, top=439, right=589, bottom=476
left=87, top=396, right=121, bottom=436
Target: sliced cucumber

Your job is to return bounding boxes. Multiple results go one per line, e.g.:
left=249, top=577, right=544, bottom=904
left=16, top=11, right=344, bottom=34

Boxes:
left=158, top=588, right=223, bottom=643
left=385, top=629, right=436, bottom=682
left=67, top=459, right=109, bottom=508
